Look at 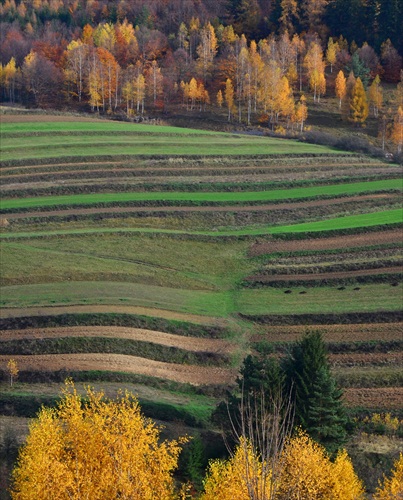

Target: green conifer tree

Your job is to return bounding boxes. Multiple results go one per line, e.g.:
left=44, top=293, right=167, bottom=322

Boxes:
left=307, top=367, right=347, bottom=453
left=283, top=331, right=347, bottom=453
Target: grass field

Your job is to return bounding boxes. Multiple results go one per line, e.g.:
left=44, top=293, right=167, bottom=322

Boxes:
left=0, top=115, right=402, bottom=442
left=0, top=121, right=336, bottom=161
left=1, top=179, right=400, bottom=210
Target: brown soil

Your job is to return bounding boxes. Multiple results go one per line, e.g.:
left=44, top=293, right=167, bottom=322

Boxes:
left=248, top=265, right=403, bottom=282
left=0, top=353, right=236, bottom=386
left=0, top=326, right=235, bottom=354
left=0, top=163, right=389, bottom=176
left=251, top=322, right=403, bottom=343
left=0, top=114, right=105, bottom=123
left=344, top=387, right=403, bottom=409
left=329, top=352, right=403, bottom=367
left=0, top=305, right=227, bottom=327
left=249, top=229, right=403, bottom=256
left=3, top=194, right=395, bottom=220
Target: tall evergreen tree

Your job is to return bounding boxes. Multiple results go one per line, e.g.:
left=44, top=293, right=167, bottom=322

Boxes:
left=307, top=367, right=347, bottom=453
left=283, top=331, right=347, bottom=453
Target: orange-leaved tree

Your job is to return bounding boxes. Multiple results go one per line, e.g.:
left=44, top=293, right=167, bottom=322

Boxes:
left=11, top=381, right=186, bottom=500
left=390, top=106, right=403, bottom=153
left=335, top=70, right=346, bottom=109
left=349, top=77, right=369, bottom=126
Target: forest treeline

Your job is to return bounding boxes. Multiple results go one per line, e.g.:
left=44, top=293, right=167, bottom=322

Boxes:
left=1, top=0, right=402, bottom=53
left=1, top=0, right=403, bottom=151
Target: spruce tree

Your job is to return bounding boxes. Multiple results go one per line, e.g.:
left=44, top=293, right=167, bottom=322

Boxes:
left=307, top=367, right=347, bottom=453
left=283, top=331, right=347, bottom=453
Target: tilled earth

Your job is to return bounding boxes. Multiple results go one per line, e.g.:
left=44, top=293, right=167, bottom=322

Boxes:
left=249, top=229, right=403, bottom=256
left=0, top=326, right=235, bottom=354
left=0, top=353, right=236, bottom=386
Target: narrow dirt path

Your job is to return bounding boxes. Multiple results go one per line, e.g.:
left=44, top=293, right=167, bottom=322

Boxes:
left=3, top=194, right=395, bottom=220
left=0, top=326, right=236, bottom=354
left=0, top=353, right=236, bottom=386
left=249, top=229, right=403, bottom=256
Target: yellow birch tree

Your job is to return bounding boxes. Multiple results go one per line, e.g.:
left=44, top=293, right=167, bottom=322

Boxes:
left=326, top=38, right=338, bottom=73
left=368, top=75, right=383, bottom=117
left=335, top=70, right=346, bottom=109
left=304, top=41, right=325, bottom=102
left=217, top=89, right=223, bottom=107
left=390, top=106, right=403, bottom=153
left=11, top=381, right=186, bottom=500
left=295, top=95, right=308, bottom=131
left=6, top=358, right=19, bottom=387
left=374, top=453, right=403, bottom=500
left=225, top=78, right=235, bottom=122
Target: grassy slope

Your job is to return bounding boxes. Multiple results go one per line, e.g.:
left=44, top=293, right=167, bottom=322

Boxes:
left=0, top=235, right=250, bottom=290
left=0, top=122, right=335, bottom=161
left=1, top=118, right=401, bottom=372
left=1, top=281, right=401, bottom=317
left=1, top=208, right=401, bottom=239
left=1, top=179, right=400, bottom=209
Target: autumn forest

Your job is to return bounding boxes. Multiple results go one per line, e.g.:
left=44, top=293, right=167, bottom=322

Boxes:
left=1, top=0, right=403, bottom=150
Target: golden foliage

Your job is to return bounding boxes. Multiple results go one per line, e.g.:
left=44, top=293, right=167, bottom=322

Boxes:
left=201, top=438, right=272, bottom=500
left=6, top=358, right=19, bottom=386
left=349, top=77, right=369, bottom=125
left=368, top=75, right=383, bottom=117
left=277, top=430, right=365, bottom=500
left=201, top=431, right=365, bottom=500
left=12, top=381, right=186, bottom=500
left=374, top=453, right=403, bottom=500
left=391, top=106, right=403, bottom=152
left=335, top=70, right=346, bottom=108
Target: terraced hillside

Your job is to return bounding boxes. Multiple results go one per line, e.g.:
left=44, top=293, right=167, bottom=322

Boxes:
left=0, top=114, right=402, bottom=430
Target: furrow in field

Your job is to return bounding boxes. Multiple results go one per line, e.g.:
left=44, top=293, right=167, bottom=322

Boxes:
left=343, top=387, right=403, bottom=409
left=249, top=229, right=403, bottom=256
left=329, top=352, right=403, bottom=367
left=0, top=161, right=390, bottom=177
left=0, top=326, right=235, bottom=354
left=250, top=322, right=403, bottom=343
left=0, top=305, right=227, bottom=326
left=3, top=172, right=397, bottom=191
left=3, top=194, right=395, bottom=220
left=248, top=266, right=402, bottom=283
left=0, top=353, right=236, bottom=386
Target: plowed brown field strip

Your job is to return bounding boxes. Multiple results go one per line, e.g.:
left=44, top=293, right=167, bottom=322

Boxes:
left=0, top=326, right=235, bottom=354
left=249, top=229, right=403, bottom=256
left=4, top=173, right=397, bottom=191
left=0, top=114, right=106, bottom=123
left=248, top=265, right=403, bottom=282
left=251, top=322, right=403, bottom=343
left=0, top=163, right=390, bottom=178
left=0, top=353, right=236, bottom=385
left=3, top=194, right=395, bottom=220
left=0, top=305, right=227, bottom=326
left=344, top=387, right=403, bottom=409
left=329, top=352, right=403, bottom=367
